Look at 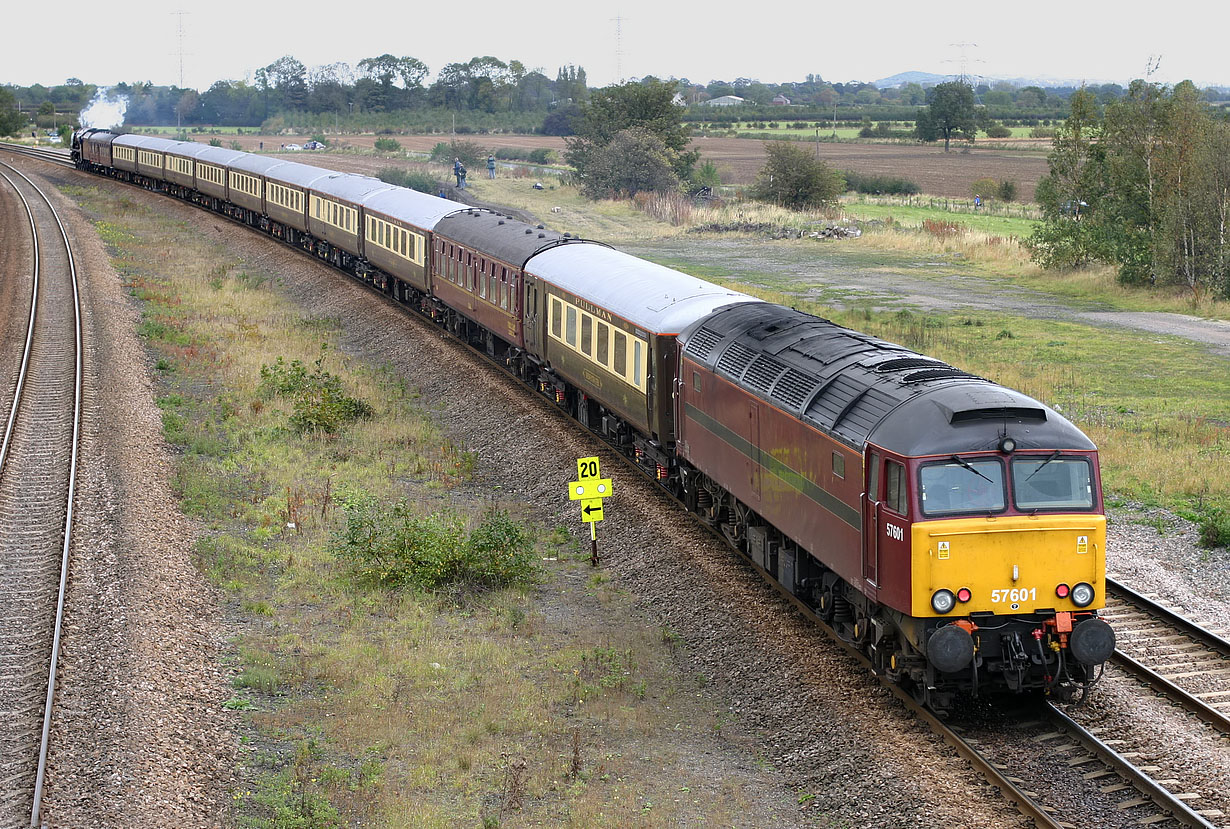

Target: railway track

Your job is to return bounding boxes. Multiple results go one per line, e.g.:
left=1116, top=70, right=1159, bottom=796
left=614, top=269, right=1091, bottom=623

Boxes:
left=10, top=144, right=1228, bottom=828
left=1100, top=577, right=1230, bottom=735
left=0, top=158, right=85, bottom=828
left=0, top=143, right=74, bottom=168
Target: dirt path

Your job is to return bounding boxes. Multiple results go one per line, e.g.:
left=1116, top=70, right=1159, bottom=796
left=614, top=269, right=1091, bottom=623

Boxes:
left=621, top=237, right=1230, bottom=359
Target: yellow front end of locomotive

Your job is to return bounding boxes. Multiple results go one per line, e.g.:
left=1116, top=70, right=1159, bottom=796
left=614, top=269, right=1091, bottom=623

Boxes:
left=910, top=514, right=1106, bottom=618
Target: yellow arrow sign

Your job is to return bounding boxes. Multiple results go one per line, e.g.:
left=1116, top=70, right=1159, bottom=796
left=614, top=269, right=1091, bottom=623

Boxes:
left=568, top=478, right=612, bottom=501
left=580, top=499, right=604, bottom=523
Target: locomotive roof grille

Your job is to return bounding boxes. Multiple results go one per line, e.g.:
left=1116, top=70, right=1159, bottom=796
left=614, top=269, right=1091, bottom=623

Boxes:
left=716, top=341, right=757, bottom=378
left=875, top=356, right=949, bottom=373
left=688, top=327, right=724, bottom=360
left=949, top=406, right=1047, bottom=423
left=902, top=367, right=978, bottom=384
left=771, top=368, right=816, bottom=410
left=744, top=355, right=789, bottom=393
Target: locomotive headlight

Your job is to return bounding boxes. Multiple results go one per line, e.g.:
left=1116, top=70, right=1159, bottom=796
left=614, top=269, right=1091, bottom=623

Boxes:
left=1070, top=582, right=1095, bottom=607
left=998, top=436, right=1017, bottom=453
left=931, top=589, right=957, bottom=614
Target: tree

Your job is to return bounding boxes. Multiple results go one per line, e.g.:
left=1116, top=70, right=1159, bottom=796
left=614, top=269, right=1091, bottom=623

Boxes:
left=0, top=87, right=24, bottom=136
left=579, top=128, right=680, bottom=198
left=1029, top=81, right=1230, bottom=299
left=565, top=79, right=697, bottom=192
left=751, top=140, right=844, bottom=209
left=919, top=81, right=977, bottom=151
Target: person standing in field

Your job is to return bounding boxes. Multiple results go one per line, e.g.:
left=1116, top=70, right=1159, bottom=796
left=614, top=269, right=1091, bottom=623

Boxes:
left=487, top=155, right=496, bottom=179
left=454, top=158, right=463, bottom=187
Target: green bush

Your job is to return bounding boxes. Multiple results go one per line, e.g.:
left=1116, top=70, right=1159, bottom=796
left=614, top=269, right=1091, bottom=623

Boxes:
left=332, top=494, right=537, bottom=591
left=841, top=170, right=920, bottom=195
left=376, top=166, right=439, bottom=194
left=985, top=123, right=1012, bottom=139
left=259, top=351, right=373, bottom=435
left=1199, top=506, right=1230, bottom=548
left=997, top=180, right=1018, bottom=202
left=373, top=137, right=401, bottom=153
left=429, top=139, right=488, bottom=169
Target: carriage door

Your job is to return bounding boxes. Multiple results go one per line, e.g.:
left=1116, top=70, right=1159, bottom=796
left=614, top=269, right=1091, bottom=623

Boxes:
left=523, top=274, right=540, bottom=354
left=862, top=450, right=882, bottom=590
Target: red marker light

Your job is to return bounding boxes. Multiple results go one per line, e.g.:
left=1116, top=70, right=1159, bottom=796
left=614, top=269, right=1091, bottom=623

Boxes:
left=957, top=587, right=972, bottom=603
left=1056, top=584, right=1071, bottom=599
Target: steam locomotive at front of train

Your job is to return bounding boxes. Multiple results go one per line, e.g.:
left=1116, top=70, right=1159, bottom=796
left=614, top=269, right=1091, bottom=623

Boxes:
left=881, top=391, right=1116, bottom=697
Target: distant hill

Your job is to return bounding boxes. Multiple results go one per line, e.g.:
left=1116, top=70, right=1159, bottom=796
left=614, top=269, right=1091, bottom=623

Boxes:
left=872, top=71, right=1139, bottom=89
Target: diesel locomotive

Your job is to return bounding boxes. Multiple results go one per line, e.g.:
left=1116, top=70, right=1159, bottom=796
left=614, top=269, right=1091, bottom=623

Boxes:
left=71, top=128, right=1116, bottom=709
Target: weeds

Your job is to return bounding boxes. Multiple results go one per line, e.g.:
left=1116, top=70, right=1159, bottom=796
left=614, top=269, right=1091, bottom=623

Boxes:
left=332, top=492, right=537, bottom=591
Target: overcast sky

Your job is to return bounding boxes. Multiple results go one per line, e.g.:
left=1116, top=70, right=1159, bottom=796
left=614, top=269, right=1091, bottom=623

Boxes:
left=4, top=0, right=1225, bottom=91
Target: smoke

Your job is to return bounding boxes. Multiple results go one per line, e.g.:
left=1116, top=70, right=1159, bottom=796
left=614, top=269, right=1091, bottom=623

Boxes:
left=79, top=87, right=129, bottom=129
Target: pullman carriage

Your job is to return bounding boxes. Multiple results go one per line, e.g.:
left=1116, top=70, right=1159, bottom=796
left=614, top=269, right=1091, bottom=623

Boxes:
left=260, top=160, right=329, bottom=244
left=528, top=243, right=754, bottom=475
left=74, top=129, right=116, bottom=171
left=224, top=155, right=288, bottom=225
left=161, top=140, right=203, bottom=193
left=306, top=173, right=393, bottom=269
left=431, top=209, right=573, bottom=354
left=362, top=188, right=462, bottom=299
left=191, top=146, right=244, bottom=205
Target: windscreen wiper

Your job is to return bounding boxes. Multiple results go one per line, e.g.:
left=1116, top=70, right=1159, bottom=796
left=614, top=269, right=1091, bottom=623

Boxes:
left=951, top=455, right=994, bottom=483
left=1024, top=449, right=1062, bottom=482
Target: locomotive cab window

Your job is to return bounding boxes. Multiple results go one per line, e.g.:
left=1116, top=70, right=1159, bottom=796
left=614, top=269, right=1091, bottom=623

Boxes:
left=1011, top=456, right=1094, bottom=511
left=885, top=461, right=908, bottom=515
left=919, top=458, right=1006, bottom=517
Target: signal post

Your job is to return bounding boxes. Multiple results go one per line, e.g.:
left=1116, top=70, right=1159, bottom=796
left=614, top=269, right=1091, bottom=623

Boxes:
left=568, top=456, right=611, bottom=566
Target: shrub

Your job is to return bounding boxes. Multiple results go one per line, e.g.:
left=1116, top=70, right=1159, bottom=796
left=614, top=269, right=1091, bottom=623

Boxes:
left=971, top=177, right=998, bottom=199
left=377, top=166, right=439, bottom=194
left=997, top=180, right=1018, bottom=202
left=373, top=137, right=401, bottom=153
left=429, top=139, right=488, bottom=169
left=922, top=219, right=962, bottom=239
left=985, top=123, right=1012, bottom=139
left=842, top=170, right=920, bottom=195
left=1199, top=506, right=1230, bottom=548
left=259, top=351, right=373, bottom=435
left=332, top=495, right=537, bottom=591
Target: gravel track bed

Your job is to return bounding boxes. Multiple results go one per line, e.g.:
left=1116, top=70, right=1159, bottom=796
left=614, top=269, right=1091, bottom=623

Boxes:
left=14, top=158, right=1229, bottom=826
left=0, top=165, right=82, bottom=827
left=22, top=161, right=235, bottom=828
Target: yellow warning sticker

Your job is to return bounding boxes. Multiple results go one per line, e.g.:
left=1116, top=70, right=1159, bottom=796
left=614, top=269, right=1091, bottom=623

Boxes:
left=938, top=541, right=950, bottom=560
left=1077, top=535, right=1088, bottom=554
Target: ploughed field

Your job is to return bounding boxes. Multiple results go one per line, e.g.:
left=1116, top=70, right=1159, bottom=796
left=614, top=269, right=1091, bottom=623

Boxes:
left=225, top=133, right=1050, bottom=200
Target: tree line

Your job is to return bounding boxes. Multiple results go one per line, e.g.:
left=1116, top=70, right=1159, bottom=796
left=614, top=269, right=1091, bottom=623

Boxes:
left=1029, top=81, right=1230, bottom=300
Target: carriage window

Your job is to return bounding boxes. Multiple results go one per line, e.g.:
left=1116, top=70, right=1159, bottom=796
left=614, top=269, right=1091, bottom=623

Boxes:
left=597, top=324, right=609, bottom=365
left=614, top=331, right=627, bottom=376
left=693, top=371, right=701, bottom=392
left=501, top=283, right=510, bottom=311
left=885, top=461, right=908, bottom=515
left=565, top=306, right=577, bottom=347
left=551, top=298, right=562, bottom=339
left=633, top=340, right=644, bottom=388
left=580, top=315, right=593, bottom=355
left=1012, top=457, right=1093, bottom=510
left=920, top=458, right=1006, bottom=517
left=479, top=270, right=487, bottom=298
left=832, top=452, right=845, bottom=479
left=489, top=274, right=497, bottom=302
